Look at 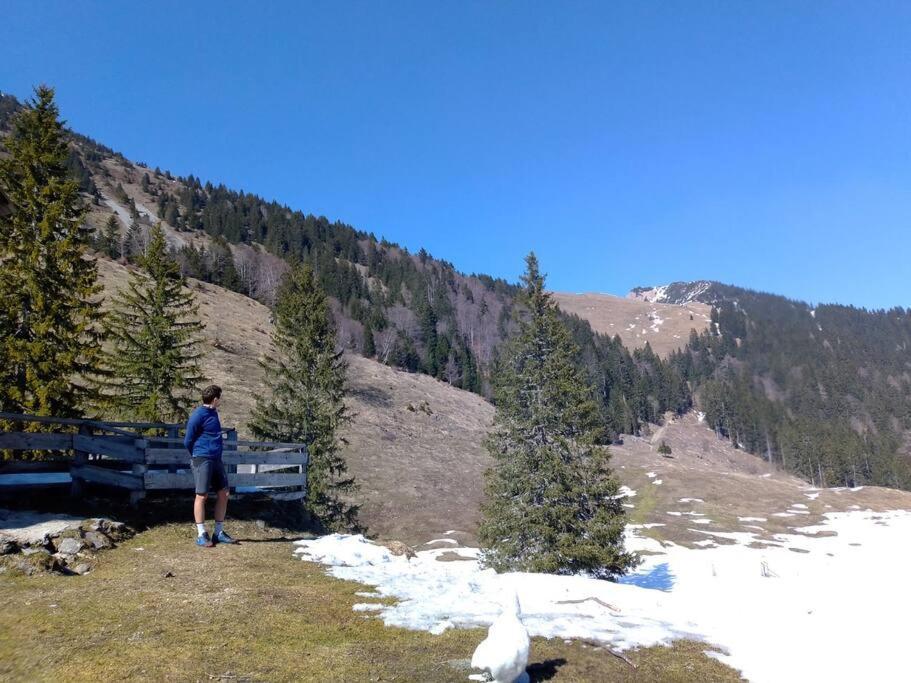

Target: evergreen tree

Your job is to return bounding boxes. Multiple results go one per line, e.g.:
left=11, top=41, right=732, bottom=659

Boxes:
left=362, top=322, right=376, bottom=358
left=99, top=214, right=121, bottom=259
left=0, top=85, right=103, bottom=419
left=478, top=253, right=639, bottom=579
left=248, top=263, right=359, bottom=530
left=99, top=224, right=206, bottom=422
left=123, top=218, right=144, bottom=262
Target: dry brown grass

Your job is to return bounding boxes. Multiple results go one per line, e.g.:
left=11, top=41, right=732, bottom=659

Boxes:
left=96, top=259, right=494, bottom=547
left=551, top=291, right=711, bottom=357
left=608, top=412, right=911, bottom=547
left=0, top=519, right=743, bottom=682
left=96, top=259, right=911, bottom=550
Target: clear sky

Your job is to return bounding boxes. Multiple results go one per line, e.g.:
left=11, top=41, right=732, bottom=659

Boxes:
left=2, top=1, right=909, bottom=309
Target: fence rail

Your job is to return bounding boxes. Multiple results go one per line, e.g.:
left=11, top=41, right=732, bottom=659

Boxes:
left=0, top=413, right=308, bottom=504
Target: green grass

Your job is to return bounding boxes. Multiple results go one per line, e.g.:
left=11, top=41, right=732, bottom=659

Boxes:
left=0, top=519, right=743, bottom=682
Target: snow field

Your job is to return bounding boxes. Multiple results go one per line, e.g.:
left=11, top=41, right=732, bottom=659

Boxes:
left=294, top=509, right=911, bottom=682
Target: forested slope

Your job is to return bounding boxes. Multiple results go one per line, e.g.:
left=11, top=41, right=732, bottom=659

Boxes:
left=0, top=90, right=689, bottom=444
left=663, top=284, right=911, bottom=488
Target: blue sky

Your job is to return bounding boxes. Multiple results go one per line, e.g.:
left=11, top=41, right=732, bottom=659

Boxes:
left=2, top=1, right=909, bottom=308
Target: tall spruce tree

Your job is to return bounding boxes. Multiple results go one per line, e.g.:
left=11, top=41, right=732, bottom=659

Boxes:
left=478, top=253, right=639, bottom=579
left=99, top=224, right=205, bottom=422
left=99, top=214, right=121, bottom=259
left=0, top=85, right=103, bottom=419
left=248, top=263, right=359, bottom=530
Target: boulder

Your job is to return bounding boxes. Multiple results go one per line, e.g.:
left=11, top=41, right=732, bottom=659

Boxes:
left=7, top=549, right=65, bottom=575
left=384, top=540, right=416, bottom=560
left=0, top=539, right=18, bottom=555
left=55, top=537, right=85, bottom=556
left=83, top=531, right=113, bottom=550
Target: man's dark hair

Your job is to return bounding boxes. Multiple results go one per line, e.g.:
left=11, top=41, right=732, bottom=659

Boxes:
left=202, top=385, right=222, bottom=405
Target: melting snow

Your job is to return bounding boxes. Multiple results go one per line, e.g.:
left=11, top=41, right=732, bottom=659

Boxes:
left=613, top=486, right=637, bottom=500
left=738, top=517, right=767, bottom=523
left=679, top=498, right=704, bottom=504
left=294, top=509, right=911, bottom=681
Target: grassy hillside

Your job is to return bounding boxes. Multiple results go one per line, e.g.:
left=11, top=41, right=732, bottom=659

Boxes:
left=551, top=291, right=711, bottom=357
left=0, top=517, right=743, bottom=682
left=96, top=258, right=494, bottom=546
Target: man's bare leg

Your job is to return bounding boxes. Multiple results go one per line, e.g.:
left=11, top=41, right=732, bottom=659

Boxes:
left=214, top=487, right=229, bottom=524
left=194, top=493, right=207, bottom=524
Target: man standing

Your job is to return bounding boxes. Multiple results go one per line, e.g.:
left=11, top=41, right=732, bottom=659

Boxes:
left=184, top=385, right=237, bottom=547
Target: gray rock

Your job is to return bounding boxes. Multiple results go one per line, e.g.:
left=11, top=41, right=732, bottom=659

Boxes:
left=0, top=539, right=18, bottom=555
left=22, top=545, right=47, bottom=556
left=255, top=519, right=267, bottom=530
left=83, top=531, right=113, bottom=550
left=55, top=537, right=85, bottom=555
left=71, top=563, right=92, bottom=575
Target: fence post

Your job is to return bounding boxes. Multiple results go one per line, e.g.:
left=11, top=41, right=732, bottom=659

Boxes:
left=167, top=425, right=179, bottom=475
left=70, top=423, right=91, bottom=498
left=225, top=428, right=238, bottom=490
left=130, top=427, right=148, bottom=507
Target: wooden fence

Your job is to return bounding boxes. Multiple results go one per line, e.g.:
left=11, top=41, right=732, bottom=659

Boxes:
left=0, top=412, right=308, bottom=505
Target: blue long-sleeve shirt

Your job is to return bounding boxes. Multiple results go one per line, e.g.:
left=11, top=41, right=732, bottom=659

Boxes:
left=183, top=405, right=223, bottom=460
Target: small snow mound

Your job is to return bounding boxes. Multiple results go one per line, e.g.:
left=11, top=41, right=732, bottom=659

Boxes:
left=613, top=486, right=637, bottom=499
left=294, top=533, right=395, bottom=567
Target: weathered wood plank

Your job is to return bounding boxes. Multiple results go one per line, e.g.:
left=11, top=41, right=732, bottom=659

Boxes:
left=73, top=435, right=144, bottom=463
left=144, top=471, right=306, bottom=490
left=0, top=412, right=86, bottom=427
left=233, top=440, right=311, bottom=449
left=70, top=464, right=143, bottom=491
left=145, top=449, right=308, bottom=465
left=267, top=490, right=307, bottom=501
left=144, top=437, right=305, bottom=449
left=0, top=432, right=73, bottom=451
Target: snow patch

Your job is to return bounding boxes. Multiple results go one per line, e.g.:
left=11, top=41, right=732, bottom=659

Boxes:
left=294, top=510, right=911, bottom=682
left=613, top=486, right=637, bottom=500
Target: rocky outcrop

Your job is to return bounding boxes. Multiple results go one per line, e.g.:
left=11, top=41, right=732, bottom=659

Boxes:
left=0, top=515, right=132, bottom=576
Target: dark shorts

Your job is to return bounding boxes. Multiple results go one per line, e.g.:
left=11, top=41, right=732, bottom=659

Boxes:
left=190, top=457, right=228, bottom=495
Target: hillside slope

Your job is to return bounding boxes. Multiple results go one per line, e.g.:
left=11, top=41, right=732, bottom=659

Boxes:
left=96, top=259, right=494, bottom=545
left=98, top=259, right=911, bottom=546
left=551, top=291, right=711, bottom=357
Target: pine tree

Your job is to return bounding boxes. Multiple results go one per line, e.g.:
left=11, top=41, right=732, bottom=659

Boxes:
left=478, top=252, right=639, bottom=579
left=0, top=85, right=103, bottom=420
left=362, top=321, right=376, bottom=357
left=123, top=218, right=144, bottom=262
left=248, top=263, right=359, bottom=530
left=99, top=224, right=206, bottom=422
left=99, top=214, right=121, bottom=259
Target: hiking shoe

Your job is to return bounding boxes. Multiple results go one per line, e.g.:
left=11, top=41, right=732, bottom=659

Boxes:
left=196, top=532, right=214, bottom=548
left=213, top=530, right=237, bottom=545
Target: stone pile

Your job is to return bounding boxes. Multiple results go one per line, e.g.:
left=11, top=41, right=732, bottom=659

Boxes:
left=0, top=516, right=132, bottom=576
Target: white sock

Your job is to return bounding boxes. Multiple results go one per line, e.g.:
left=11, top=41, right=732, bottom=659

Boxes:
left=215, top=521, right=224, bottom=534
left=196, top=523, right=206, bottom=536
